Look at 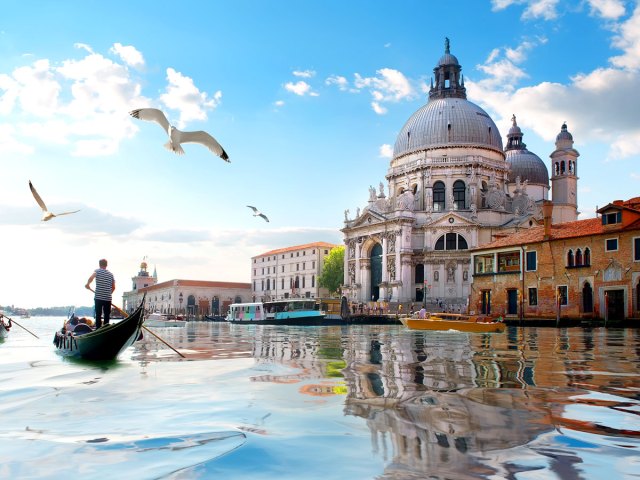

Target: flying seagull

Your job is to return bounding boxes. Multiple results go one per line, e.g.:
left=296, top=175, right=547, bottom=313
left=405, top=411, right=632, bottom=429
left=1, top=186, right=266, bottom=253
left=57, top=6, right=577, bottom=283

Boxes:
left=129, top=108, right=230, bottom=162
left=247, top=205, right=269, bottom=222
left=29, top=181, right=80, bottom=222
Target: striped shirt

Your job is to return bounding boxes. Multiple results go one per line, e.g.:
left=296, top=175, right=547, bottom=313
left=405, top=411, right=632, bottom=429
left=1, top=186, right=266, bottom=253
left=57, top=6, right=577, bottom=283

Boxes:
left=94, top=268, right=114, bottom=301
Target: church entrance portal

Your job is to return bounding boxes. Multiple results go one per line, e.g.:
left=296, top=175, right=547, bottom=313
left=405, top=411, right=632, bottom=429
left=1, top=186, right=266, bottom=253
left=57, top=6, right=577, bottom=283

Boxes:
left=370, top=244, right=382, bottom=301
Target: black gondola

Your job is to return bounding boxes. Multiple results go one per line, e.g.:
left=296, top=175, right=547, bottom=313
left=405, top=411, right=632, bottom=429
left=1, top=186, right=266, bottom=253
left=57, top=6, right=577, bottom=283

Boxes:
left=0, top=315, right=11, bottom=340
left=53, top=296, right=146, bottom=360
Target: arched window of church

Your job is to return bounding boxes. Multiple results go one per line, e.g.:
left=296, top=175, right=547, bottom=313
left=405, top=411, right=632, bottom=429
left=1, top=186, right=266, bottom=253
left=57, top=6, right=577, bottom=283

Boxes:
left=561, top=161, right=566, bottom=174
left=453, top=180, right=466, bottom=210
left=575, top=249, right=583, bottom=266
left=266, top=278, right=270, bottom=290
left=434, top=233, right=468, bottom=251
left=433, top=181, right=445, bottom=212
left=446, top=232, right=457, bottom=250
left=567, top=249, right=574, bottom=267
left=584, top=248, right=591, bottom=266
left=554, top=162, right=559, bottom=175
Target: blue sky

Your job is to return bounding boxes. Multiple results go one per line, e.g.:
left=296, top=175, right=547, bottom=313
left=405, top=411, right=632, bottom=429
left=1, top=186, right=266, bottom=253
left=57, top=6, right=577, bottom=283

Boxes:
left=1, top=0, right=639, bottom=308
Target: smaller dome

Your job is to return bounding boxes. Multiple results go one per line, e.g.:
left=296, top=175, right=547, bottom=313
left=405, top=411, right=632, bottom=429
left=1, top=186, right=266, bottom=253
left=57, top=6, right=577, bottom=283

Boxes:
left=438, top=53, right=459, bottom=66
left=556, top=122, right=573, bottom=142
left=507, top=149, right=549, bottom=185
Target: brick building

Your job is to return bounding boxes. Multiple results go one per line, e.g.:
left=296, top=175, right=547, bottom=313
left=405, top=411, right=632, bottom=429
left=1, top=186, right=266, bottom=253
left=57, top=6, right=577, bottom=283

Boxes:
left=469, top=198, right=640, bottom=322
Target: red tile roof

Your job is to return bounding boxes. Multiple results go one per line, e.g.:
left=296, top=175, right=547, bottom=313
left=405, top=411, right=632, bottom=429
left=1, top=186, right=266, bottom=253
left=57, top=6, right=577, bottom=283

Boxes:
left=475, top=217, right=605, bottom=250
left=140, top=279, right=251, bottom=292
left=256, top=241, right=341, bottom=258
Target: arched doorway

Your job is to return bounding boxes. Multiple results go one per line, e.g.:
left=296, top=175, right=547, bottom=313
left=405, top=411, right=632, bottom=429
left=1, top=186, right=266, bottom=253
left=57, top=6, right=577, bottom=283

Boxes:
left=370, top=243, right=382, bottom=301
left=187, top=294, right=196, bottom=315
left=582, top=282, right=593, bottom=314
left=415, top=264, right=424, bottom=302
left=211, top=296, right=220, bottom=315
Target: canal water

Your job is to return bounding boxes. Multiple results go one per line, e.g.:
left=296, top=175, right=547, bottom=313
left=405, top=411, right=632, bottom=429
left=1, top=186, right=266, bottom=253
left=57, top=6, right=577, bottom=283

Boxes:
left=1, top=317, right=639, bottom=479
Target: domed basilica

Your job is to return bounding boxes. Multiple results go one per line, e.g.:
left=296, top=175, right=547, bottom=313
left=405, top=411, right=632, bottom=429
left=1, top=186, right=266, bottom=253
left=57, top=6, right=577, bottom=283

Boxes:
left=341, top=39, right=579, bottom=306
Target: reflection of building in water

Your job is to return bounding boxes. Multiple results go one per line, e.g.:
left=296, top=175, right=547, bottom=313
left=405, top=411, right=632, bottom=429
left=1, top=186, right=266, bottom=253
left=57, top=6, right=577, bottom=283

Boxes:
left=338, top=326, right=640, bottom=478
left=340, top=329, right=552, bottom=478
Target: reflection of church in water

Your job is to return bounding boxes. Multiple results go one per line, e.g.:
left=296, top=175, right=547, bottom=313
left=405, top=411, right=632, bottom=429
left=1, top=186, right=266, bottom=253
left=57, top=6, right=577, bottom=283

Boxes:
left=342, top=39, right=579, bottom=304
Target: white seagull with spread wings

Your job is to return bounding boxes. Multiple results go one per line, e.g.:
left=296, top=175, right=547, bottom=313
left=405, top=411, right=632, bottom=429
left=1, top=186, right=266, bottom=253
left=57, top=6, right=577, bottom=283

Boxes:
left=247, top=205, right=269, bottom=222
left=29, top=181, right=80, bottom=222
left=129, top=108, right=230, bottom=162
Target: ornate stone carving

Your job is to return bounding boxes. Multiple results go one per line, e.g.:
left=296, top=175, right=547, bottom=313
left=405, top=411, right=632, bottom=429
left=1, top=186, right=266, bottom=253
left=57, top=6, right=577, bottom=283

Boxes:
left=387, top=257, right=396, bottom=281
left=387, top=233, right=396, bottom=253
left=446, top=261, right=456, bottom=282
left=347, top=239, right=356, bottom=259
left=348, top=262, right=356, bottom=284
left=397, top=190, right=415, bottom=211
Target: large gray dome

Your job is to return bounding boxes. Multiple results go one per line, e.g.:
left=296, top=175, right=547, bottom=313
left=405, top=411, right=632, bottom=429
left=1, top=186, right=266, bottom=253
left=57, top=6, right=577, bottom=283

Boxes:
left=393, top=98, right=504, bottom=159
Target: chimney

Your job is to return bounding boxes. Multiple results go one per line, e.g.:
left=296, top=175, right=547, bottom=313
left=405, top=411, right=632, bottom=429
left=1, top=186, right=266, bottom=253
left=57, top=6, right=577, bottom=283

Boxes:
left=542, top=200, right=553, bottom=239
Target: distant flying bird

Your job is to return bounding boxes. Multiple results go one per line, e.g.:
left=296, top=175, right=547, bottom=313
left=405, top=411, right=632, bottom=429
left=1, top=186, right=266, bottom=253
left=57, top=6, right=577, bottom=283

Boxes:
left=247, top=205, right=269, bottom=222
left=129, top=108, right=230, bottom=162
left=29, top=181, right=80, bottom=222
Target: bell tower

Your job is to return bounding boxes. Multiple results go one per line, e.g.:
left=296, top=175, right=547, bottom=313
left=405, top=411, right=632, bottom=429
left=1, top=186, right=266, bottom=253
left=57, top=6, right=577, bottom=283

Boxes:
left=131, top=258, right=157, bottom=291
left=550, top=123, right=579, bottom=223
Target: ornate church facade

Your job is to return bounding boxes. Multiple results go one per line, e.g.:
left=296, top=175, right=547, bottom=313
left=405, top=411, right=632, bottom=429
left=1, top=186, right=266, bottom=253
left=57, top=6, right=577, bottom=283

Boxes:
left=341, top=40, right=579, bottom=306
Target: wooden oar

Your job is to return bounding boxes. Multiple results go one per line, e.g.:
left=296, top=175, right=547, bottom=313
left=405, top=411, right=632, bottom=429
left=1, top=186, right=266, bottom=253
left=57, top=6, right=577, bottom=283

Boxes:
left=141, top=325, right=186, bottom=358
left=87, top=288, right=185, bottom=358
left=0, top=314, right=40, bottom=339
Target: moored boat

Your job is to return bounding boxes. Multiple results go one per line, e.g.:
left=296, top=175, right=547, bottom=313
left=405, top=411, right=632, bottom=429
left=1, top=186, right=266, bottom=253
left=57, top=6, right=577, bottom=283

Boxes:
left=226, top=299, right=326, bottom=325
left=145, top=312, right=186, bottom=327
left=399, top=312, right=506, bottom=333
left=53, top=296, right=146, bottom=360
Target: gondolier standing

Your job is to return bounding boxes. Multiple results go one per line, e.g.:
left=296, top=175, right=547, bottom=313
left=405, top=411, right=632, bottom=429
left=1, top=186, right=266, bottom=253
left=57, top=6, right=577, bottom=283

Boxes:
left=85, top=259, right=116, bottom=328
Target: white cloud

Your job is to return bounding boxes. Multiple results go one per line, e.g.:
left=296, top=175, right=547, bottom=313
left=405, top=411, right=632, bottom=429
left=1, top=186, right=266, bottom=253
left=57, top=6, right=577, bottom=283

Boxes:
left=274, top=100, right=284, bottom=107
left=325, top=75, right=349, bottom=91
left=293, top=69, right=315, bottom=78
left=284, top=80, right=316, bottom=96
left=523, top=0, right=560, bottom=20
left=610, top=4, right=640, bottom=70
left=371, top=102, right=387, bottom=115
left=74, top=43, right=94, bottom=54
left=491, top=0, right=522, bottom=11
left=586, top=0, right=626, bottom=20
left=0, top=43, right=225, bottom=157
left=4, top=59, right=61, bottom=116
left=110, top=43, right=145, bottom=68
left=159, top=67, right=222, bottom=127
left=0, top=44, right=153, bottom=157
left=353, top=68, right=413, bottom=114
left=468, top=26, right=640, bottom=163
left=379, top=144, right=393, bottom=158
left=491, top=0, right=559, bottom=20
